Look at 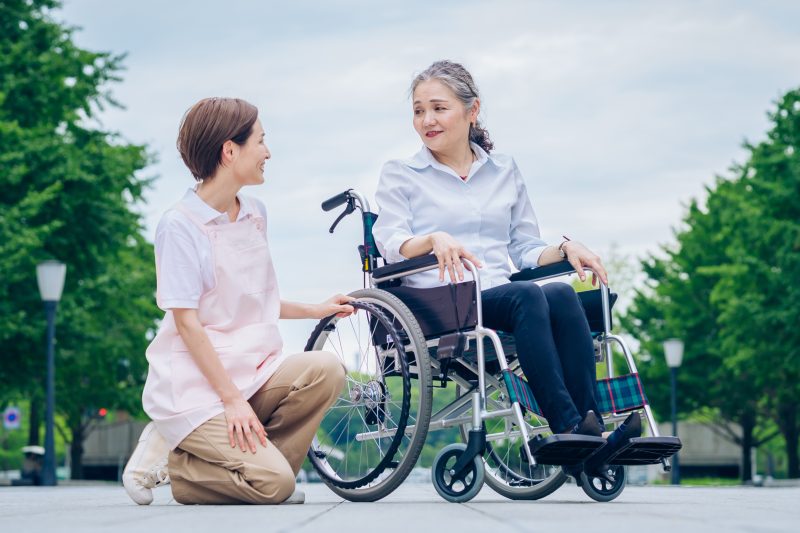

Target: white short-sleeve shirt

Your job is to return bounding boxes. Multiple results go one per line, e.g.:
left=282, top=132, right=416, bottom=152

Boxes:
left=155, top=188, right=267, bottom=310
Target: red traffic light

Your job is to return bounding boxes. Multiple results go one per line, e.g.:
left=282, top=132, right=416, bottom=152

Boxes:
left=97, top=408, right=108, bottom=417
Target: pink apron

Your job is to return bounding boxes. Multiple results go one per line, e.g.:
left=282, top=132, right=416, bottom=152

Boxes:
left=142, top=197, right=287, bottom=450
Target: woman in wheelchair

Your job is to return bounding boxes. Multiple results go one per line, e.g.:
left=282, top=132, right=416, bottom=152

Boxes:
left=373, top=60, right=629, bottom=441
left=312, top=61, right=679, bottom=503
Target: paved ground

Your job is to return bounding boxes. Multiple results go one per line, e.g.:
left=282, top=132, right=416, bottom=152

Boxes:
left=1, top=481, right=797, bottom=533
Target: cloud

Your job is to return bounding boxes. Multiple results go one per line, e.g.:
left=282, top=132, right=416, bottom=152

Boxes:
left=57, top=0, right=800, bottom=351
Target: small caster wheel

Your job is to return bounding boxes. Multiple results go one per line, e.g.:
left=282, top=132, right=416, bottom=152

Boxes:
left=580, top=464, right=626, bottom=502
left=431, top=443, right=484, bottom=503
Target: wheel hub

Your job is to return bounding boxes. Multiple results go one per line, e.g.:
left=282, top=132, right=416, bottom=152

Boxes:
left=350, top=380, right=385, bottom=406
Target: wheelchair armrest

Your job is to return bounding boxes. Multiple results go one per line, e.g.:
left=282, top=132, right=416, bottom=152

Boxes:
left=509, top=260, right=576, bottom=282
left=372, top=254, right=439, bottom=281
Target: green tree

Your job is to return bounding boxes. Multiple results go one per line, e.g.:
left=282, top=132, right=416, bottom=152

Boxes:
left=622, top=88, right=800, bottom=481
left=711, top=90, right=800, bottom=478
left=0, top=0, right=159, bottom=478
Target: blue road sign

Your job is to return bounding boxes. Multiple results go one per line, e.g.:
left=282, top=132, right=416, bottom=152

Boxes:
left=3, top=406, right=21, bottom=430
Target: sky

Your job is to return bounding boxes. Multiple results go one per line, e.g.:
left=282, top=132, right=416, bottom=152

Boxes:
left=55, top=0, right=800, bottom=351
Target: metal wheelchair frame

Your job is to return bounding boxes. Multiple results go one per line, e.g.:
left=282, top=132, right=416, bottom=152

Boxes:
left=341, top=190, right=663, bottom=465
left=311, top=189, right=670, bottom=502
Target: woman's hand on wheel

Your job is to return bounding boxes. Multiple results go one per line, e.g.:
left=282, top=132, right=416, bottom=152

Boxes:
left=562, top=241, right=608, bottom=286
left=315, top=294, right=356, bottom=319
left=223, top=395, right=268, bottom=453
left=428, top=231, right=482, bottom=283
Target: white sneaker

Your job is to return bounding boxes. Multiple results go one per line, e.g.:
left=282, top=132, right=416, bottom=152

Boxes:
left=281, top=489, right=305, bottom=505
left=122, top=422, right=170, bottom=505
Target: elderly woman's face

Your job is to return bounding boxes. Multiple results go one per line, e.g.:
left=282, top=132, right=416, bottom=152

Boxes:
left=412, top=80, right=475, bottom=154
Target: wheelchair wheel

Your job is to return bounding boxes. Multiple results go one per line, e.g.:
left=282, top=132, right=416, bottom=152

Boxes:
left=457, top=380, right=567, bottom=500
left=580, top=465, right=626, bottom=502
left=305, top=289, right=432, bottom=502
left=432, top=443, right=485, bottom=503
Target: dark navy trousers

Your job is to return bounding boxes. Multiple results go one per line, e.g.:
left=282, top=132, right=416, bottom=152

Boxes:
left=481, top=281, right=600, bottom=433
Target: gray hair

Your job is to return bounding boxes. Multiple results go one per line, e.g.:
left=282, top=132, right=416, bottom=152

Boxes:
left=410, top=60, right=494, bottom=153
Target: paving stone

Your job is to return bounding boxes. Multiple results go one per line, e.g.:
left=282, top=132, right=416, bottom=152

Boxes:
left=1, top=482, right=797, bottom=533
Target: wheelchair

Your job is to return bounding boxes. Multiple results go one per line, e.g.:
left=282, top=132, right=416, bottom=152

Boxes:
left=305, top=189, right=681, bottom=503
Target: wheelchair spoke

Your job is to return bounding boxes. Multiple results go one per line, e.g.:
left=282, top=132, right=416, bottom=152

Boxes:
left=307, top=295, right=430, bottom=494
left=348, top=314, right=363, bottom=366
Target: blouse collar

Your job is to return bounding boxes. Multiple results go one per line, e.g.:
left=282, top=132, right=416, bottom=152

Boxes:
left=182, top=188, right=255, bottom=225
left=406, top=142, right=495, bottom=173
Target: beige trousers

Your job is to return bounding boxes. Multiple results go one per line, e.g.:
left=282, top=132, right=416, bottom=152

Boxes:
left=168, top=351, right=345, bottom=504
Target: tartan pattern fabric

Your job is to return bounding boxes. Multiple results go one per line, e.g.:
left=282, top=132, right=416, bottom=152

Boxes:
left=502, top=369, right=543, bottom=416
left=595, top=373, right=648, bottom=414
left=501, top=371, right=647, bottom=417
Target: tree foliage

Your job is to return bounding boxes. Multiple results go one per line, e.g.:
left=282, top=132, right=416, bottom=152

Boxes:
left=622, top=88, right=800, bottom=480
left=0, top=0, right=159, bottom=478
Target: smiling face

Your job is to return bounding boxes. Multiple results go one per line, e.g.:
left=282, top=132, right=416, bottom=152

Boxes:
left=412, top=79, right=478, bottom=156
left=229, top=119, right=270, bottom=186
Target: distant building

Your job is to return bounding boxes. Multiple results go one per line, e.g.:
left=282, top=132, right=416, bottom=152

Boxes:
left=630, top=421, right=753, bottom=483
left=78, top=418, right=754, bottom=482
left=81, top=419, right=147, bottom=480
left=665, top=422, right=751, bottom=479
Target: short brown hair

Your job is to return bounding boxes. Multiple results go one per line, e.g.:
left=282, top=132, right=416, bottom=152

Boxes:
left=177, top=97, right=258, bottom=181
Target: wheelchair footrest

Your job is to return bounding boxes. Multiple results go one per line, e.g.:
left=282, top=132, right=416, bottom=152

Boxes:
left=605, top=436, right=682, bottom=466
left=529, top=434, right=606, bottom=466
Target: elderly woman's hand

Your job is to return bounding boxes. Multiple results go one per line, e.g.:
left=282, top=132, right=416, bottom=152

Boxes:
left=562, top=241, right=608, bottom=286
left=428, top=231, right=482, bottom=283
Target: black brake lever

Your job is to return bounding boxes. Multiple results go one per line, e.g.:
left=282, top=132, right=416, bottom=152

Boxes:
left=328, top=200, right=356, bottom=233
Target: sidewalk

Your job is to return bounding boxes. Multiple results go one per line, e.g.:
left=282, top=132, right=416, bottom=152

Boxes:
left=1, top=482, right=797, bottom=533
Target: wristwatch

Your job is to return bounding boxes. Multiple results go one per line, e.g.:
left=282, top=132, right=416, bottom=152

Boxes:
left=557, top=236, right=571, bottom=259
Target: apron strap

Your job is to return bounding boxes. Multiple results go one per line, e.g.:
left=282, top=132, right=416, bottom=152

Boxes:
left=172, top=202, right=211, bottom=233
left=241, top=195, right=263, bottom=220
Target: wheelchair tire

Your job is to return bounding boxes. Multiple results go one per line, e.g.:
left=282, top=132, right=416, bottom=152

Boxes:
left=305, top=288, right=432, bottom=502
left=580, top=465, right=626, bottom=502
left=432, top=443, right=485, bottom=503
left=456, top=381, right=567, bottom=500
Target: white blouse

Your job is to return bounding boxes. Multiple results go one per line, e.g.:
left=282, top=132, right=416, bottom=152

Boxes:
left=154, top=188, right=267, bottom=310
left=373, top=143, right=549, bottom=289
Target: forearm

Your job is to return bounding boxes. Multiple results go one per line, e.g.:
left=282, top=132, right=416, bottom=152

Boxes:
left=280, top=300, right=319, bottom=319
left=173, top=312, right=240, bottom=403
left=399, top=234, right=433, bottom=259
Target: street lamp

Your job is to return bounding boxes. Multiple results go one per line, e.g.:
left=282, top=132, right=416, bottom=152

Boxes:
left=663, top=338, right=684, bottom=485
left=36, top=260, right=66, bottom=486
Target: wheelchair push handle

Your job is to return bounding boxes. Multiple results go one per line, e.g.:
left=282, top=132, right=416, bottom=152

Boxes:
left=321, top=189, right=353, bottom=212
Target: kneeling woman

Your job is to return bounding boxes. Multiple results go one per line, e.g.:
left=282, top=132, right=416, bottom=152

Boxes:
left=373, top=61, right=609, bottom=441
left=123, top=97, right=352, bottom=505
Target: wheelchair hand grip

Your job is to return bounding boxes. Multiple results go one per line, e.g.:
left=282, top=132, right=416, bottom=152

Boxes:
left=321, top=189, right=353, bottom=212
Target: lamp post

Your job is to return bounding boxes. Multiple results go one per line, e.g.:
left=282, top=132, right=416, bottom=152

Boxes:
left=36, top=260, right=66, bottom=486
left=663, top=338, right=684, bottom=485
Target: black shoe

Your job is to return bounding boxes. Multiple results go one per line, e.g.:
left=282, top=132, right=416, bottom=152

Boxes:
left=584, top=411, right=642, bottom=482
left=572, top=411, right=604, bottom=438
left=556, top=411, right=603, bottom=477
left=520, top=411, right=604, bottom=464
